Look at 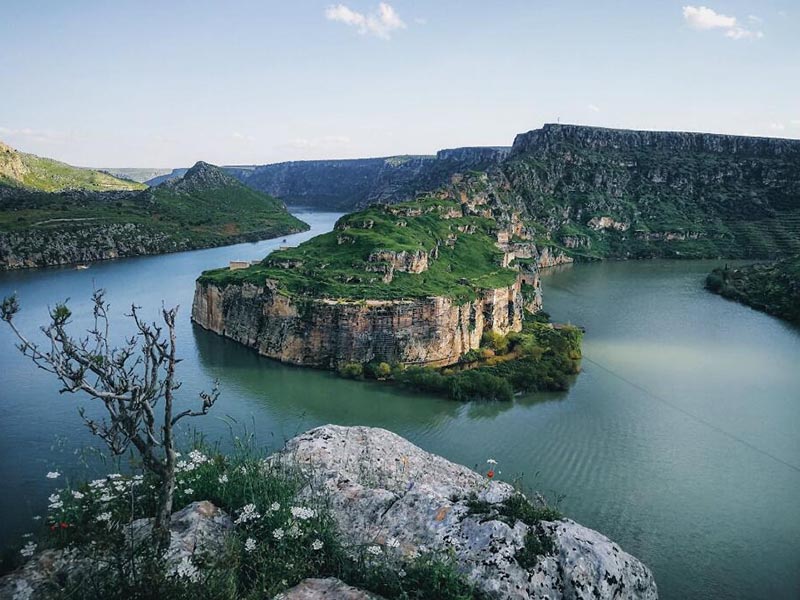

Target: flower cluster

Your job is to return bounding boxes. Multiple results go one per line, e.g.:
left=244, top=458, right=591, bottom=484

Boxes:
left=289, top=506, right=316, bottom=521
left=172, top=556, right=200, bottom=582
left=20, top=541, right=37, bottom=558
left=234, top=503, right=261, bottom=525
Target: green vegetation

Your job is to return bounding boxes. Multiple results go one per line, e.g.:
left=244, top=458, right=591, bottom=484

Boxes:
left=199, top=197, right=517, bottom=303
left=504, top=126, right=800, bottom=260
left=706, top=256, right=800, bottom=324
left=347, top=314, right=582, bottom=402
left=0, top=141, right=145, bottom=192
left=0, top=161, right=308, bottom=266
left=4, top=442, right=488, bottom=599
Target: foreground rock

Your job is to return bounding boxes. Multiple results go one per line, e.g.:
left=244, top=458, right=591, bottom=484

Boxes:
left=275, top=425, right=658, bottom=599
left=277, top=578, right=383, bottom=599
left=0, top=501, right=232, bottom=599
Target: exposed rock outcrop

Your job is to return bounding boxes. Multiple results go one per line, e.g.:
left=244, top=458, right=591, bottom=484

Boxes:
left=192, top=276, right=524, bottom=368
left=273, top=425, right=658, bottom=599
left=278, top=578, right=383, bottom=600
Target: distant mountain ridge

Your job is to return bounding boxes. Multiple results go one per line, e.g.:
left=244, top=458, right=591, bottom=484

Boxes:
left=139, top=146, right=511, bottom=208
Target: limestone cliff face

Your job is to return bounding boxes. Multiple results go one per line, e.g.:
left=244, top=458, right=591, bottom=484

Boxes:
left=504, top=124, right=800, bottom=258
left=192, top=277, right=524, bottom=368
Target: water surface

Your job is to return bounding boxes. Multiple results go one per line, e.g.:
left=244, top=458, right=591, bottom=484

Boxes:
left=0, top=214, right=798, bottom=599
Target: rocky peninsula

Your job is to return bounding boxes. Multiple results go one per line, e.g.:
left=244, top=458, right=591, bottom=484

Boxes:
left=0, top=425, right=658, bottom=599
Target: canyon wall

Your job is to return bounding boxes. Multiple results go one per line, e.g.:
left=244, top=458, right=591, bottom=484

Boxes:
left=192, top=276, right=524, bottom=368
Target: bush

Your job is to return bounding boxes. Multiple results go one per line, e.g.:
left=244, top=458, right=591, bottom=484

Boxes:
left=480, top=330, right=509, bottom=354
left=339, top=362, right=364, bottom=379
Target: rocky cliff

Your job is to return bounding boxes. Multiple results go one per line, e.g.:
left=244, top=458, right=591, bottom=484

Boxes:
left=503, top=124, right=800, bottom=259
left=192, top=277, right=523, bottom=368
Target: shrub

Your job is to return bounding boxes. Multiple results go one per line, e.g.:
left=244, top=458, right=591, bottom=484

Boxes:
left=339, top=362, right=364, bottom=379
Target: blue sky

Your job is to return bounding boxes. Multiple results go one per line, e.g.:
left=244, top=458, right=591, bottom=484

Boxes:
left=1, top=0, right=798, bottom=167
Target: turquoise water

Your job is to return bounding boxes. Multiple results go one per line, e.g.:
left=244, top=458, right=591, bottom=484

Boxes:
left=0, top=212, right=798, bottom=598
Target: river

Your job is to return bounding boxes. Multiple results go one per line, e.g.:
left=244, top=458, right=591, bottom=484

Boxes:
left=0, top=209, right=798, bottom=599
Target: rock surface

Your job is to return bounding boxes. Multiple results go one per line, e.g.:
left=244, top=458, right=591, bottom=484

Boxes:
left=274, top=425, right=658, bottom=600
left=276, top=578, right=383, bottom=599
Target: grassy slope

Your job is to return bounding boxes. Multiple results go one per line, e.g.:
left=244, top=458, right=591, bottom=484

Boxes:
left=0, top=162, right=308, bottom=250
left=706, top=256, right=800, bottom=323
left=199, top=197, right=518, bottom=303
left=0, top=142, right=145, bottom=192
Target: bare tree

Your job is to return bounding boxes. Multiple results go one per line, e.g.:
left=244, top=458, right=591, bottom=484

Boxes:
left=1, top=289, right=219, bottom=549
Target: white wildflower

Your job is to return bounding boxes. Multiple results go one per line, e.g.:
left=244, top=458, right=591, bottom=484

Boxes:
left=269, top=502, right=280, bottom=512
left=95, top=512, right=112, bottom=523
left=184, top=488, right=194, bottom=495
left=288, top=524, right=301, bottom=539
left=386, top=537, right=400, bottom=549
left=99, top=493, right=114, bottom=503
left=290, top=506, right=316, bottom=521
left=107, top=474, right=121, bottom=479
left=46, top=471, right=60, bottom=479
left=189, top=450, right=208, bottom=464
left=48, top=494, right=60, bottom=504
left=398, top=569, right=407, bottom=578
left=218, top=474, right=228, bottom=484
left=32, top=516, right=41, bottom=521
left=367, top=545, right=382, bottom=556
left=272, top=528, right=285, bottom=540
left=71, top=491, right=85, bottom=500
left=244, top=537, right=257, bottom=553
left=48, top=501, right=63, bottom=510
left=486, top=458, right=498, bottom=465
left=311, top=539, right=324, bottom=551
left=89, top=479, right=106, bottom=489
left=20, top=541, right=37, bottom=558
left=173, top=556, right=200, bottom=582
left=234, top=503, right=261, bottom=525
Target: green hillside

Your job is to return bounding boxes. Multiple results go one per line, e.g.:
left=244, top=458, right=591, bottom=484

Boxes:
left=0, top=141, right=145, bottom=192
left=0, top=161, right=308, bottom=269
left=199, top=196, right=517, bottom=303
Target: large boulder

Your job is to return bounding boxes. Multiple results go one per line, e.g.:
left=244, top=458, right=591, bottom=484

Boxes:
left=274, top=425, right=658, bottom=600
left=276, top=578, right=383, bottom=599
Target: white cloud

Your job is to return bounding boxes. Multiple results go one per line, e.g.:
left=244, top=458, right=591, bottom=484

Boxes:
left=325, top=3, right=406, bottom=39
left=682, top=5, right=762, bottom=40
left=683, top=5, right=736, bottom=29
left=747, top=15, right=763, bottom=24
left=587, top=104, right=600, bottom=113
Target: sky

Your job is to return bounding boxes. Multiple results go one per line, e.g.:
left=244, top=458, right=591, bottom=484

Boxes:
left=1, top=0, right=798, bottom=168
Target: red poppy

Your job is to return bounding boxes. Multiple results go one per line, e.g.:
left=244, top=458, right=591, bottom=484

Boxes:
left=60, top=522, right=69, bottom=529
left=487, top=470, right=495, bottom=479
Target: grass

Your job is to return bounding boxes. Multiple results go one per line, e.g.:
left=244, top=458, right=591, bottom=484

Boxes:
left=4, top=440, right=489, bottom=600
left=198, top=197, right=518, bottom=303
left=0, top=144, right=145, bottom=192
